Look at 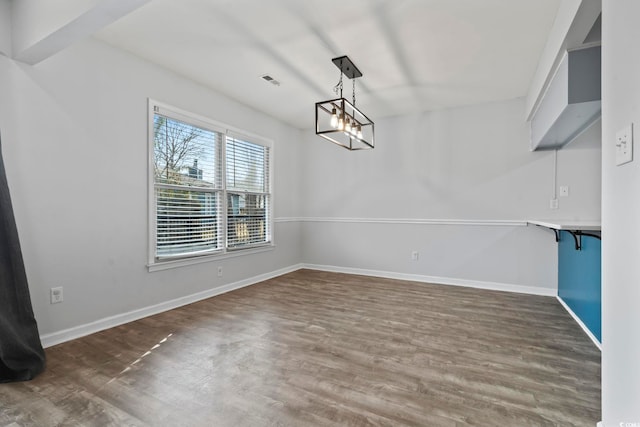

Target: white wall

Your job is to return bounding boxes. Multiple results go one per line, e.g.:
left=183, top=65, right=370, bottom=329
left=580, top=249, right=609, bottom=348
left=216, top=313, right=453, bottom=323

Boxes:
left=301, top=98, right=601, bottom=292
left=557, top=120, right=602, bottom=217
left=0, top=0, right=10, bottom=57
left=0, top=38, right=303, bottom=341
left=601, top=0, right=640, bottom=424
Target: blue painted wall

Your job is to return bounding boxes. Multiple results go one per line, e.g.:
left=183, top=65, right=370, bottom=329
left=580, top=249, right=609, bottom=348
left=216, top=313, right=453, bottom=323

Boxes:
left=558, top=231, right=601, bottom=342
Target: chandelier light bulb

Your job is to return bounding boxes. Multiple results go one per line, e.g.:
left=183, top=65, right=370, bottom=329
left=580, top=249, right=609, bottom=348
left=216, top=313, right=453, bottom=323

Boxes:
left=330, top=107, right=338, bottom=128
left=356, top=125, right=363, bottom=139
left=338, top=115, right=345, bottom=131
left=345, top=118, right=352, bottom=133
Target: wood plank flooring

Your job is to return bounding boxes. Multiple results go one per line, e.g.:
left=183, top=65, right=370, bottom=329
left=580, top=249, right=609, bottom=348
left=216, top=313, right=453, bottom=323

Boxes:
left=0, top=269, right=600, bottom=426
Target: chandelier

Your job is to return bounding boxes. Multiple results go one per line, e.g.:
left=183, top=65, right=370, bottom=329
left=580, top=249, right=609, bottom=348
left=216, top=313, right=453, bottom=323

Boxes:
left=315, top=56, right=374, bottom=150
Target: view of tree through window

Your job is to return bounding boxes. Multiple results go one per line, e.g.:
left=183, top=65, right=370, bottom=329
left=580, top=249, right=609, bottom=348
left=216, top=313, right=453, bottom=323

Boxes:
left=151, top=104, right=271, bottom=261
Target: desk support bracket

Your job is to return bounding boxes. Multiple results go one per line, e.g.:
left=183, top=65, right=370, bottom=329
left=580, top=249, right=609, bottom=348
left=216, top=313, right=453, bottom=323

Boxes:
left=529, top=221, right=601, bottom=251
left=565, top=230, right=601, bottom=251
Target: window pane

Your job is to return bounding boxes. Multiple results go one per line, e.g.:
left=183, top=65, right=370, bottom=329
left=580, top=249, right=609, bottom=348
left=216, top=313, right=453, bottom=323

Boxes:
left=226, top=137, right=268, bottom=193
left=154, top=114, right=221, bottom=188
left=227, top=193, right=269, bottom=248
left=156, top=188, right=221, bottom=257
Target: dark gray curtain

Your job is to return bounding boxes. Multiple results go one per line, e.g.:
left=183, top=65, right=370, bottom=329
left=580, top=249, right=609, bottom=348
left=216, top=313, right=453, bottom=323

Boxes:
left=0, top=131, right=45, bottom=382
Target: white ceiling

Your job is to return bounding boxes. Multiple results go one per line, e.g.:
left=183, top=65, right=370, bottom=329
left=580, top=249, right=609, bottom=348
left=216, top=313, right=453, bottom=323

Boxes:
left=95, top=0, right=561, bottom=129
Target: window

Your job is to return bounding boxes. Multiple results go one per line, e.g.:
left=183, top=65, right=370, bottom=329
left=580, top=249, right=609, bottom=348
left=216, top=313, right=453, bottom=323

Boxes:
left=149, top=101, right=272, bottom=265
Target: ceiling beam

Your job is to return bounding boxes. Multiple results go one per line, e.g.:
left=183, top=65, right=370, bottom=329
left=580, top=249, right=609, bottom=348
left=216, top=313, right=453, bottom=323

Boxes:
left=12, top=0, right=151, bottom=65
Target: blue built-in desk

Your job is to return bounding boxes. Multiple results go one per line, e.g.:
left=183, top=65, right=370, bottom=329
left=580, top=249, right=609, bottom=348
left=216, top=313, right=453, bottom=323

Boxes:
left=528, top=220, right=601, bottom=347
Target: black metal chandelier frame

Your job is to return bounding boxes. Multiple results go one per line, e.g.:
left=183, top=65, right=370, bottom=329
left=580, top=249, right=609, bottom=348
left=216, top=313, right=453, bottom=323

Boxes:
left=315, top=56, right=375, bottom=151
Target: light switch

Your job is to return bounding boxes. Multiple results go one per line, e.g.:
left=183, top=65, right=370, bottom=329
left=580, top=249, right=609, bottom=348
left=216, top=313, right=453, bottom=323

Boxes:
left=616, top=124, right=633, bottom=166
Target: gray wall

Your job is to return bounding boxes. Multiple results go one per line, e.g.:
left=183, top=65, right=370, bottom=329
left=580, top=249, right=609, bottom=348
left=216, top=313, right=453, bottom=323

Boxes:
left=300, top=98, right=601, bottom=293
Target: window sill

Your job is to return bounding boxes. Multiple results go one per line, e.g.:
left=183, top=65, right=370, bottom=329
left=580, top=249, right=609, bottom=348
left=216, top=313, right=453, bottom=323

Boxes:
left=147, top=244, right=275, bottom=272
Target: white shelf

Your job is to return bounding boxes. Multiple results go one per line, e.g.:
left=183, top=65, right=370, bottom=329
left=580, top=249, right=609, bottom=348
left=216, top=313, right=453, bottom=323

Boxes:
left=527, top=220, right=601, bottom=231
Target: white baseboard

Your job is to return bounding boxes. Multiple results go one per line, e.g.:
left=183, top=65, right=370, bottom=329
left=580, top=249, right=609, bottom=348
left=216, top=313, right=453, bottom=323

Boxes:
left=301, top=263, right=556, bottom=296
left=556, top=296, right=602, bottom=351
left=40, top=264, right=303, bottom=348
left=40, top=262, right=557, bottom=348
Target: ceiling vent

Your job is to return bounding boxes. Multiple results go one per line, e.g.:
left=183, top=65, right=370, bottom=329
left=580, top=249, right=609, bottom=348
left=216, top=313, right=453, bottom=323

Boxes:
left=261, top=74, right=280, bottom=86
left=530, top=45, right=601, bottom=150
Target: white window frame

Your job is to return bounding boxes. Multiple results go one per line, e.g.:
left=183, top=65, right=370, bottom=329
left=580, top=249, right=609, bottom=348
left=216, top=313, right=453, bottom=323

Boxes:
left=147, top=99, right=274, bottom=271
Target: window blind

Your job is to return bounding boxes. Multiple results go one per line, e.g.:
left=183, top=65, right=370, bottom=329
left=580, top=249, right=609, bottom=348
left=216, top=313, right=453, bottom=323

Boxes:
left=226, top=135, right=271, bottom=249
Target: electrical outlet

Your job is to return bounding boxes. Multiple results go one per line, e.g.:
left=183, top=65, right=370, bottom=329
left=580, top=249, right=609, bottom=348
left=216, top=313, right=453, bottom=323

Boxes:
left=411, top=251, right=419, bottom=261
left=50, top=287, right=63, bottom=304
left=559, top=186, right=569, bottom=197
left=217, top=266, right=223, bottom=277
left=550, top=199, right=559, bottom=209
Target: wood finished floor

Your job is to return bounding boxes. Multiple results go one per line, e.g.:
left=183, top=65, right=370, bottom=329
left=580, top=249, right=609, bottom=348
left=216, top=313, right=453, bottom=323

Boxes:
left=1, top=269, right=600, bottom=426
